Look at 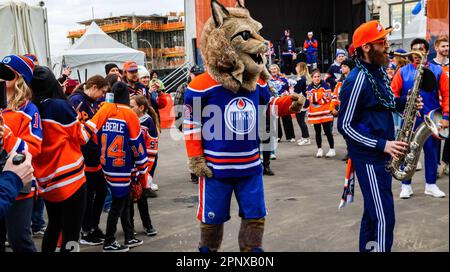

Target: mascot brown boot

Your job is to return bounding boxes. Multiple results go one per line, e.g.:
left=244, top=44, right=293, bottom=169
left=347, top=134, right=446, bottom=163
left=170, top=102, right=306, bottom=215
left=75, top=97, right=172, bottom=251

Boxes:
left=238, top=218, right=265, bottom=252
left=199, top=223, right=224, bottom=252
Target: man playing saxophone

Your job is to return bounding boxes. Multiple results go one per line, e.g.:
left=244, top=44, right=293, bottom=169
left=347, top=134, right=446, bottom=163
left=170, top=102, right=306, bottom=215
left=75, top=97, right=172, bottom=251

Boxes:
left=337, top=21, right=423, bottom=252
left=391, top=38, right=449, bottom=199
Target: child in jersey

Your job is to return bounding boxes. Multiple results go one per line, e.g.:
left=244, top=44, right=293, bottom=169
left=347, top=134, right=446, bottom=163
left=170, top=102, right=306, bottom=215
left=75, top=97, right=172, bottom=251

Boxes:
left=129, top=95, right=159, bottom=237
left=87, top=82, right=148, bottom=252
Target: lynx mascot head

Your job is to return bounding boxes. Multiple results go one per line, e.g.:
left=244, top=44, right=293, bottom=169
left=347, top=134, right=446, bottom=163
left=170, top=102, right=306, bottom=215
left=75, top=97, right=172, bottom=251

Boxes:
left=200, top=0, right=271, bottom=92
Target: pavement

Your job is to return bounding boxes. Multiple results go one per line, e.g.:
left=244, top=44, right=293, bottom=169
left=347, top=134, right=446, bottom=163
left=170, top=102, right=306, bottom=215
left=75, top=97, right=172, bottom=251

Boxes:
left=30, top=124, right=449, bottom=252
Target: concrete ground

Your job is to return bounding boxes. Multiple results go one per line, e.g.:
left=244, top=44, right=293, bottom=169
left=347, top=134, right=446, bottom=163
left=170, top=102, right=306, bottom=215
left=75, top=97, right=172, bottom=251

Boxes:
left=31, top=124, right=449, bottom=252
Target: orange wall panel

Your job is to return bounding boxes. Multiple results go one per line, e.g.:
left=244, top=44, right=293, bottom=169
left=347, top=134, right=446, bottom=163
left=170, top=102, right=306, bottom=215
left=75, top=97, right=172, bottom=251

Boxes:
left=195, top=0, right=237, bottom=46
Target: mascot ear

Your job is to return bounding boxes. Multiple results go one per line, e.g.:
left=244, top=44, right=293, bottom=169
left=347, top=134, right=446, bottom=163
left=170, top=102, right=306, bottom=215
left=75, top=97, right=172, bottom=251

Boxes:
left=211, top=0, right=229, bottom=28
left=236, top=0, right=245, bottom=8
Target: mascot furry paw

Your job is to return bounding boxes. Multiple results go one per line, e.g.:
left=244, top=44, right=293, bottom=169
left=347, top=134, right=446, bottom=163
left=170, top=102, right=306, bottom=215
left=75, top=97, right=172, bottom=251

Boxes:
left=183, top=0, right=303, bottom=252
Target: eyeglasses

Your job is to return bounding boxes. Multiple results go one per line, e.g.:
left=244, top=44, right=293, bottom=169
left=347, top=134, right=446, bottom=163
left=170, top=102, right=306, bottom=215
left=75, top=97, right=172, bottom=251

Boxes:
left=370, top=39, right=389, bottom=46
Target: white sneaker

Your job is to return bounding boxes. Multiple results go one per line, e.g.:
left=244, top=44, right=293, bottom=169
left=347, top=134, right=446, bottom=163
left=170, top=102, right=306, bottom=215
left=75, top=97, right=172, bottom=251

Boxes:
left=297, top=138, right=304, bottom=143
left=399, top=185, right=414, bottom=199
left=416, top=161, right=423, bottom=171
left=424, top=184, right=446, bottom=198
left=326, top=149, right=336, bottom=158
left=316, top=148, right=323, bottom=158
left=297, top=138, right=311, bottom=146
left=270, top=153, right=277, bottom=160
left=289, top=138, right=296, bottom=143
left=150, top=183, right=159, bottom=191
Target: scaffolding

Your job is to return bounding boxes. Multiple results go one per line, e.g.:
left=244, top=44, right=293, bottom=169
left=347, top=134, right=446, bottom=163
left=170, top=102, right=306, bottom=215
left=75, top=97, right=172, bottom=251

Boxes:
left=67, top=14, right=186, bottom=70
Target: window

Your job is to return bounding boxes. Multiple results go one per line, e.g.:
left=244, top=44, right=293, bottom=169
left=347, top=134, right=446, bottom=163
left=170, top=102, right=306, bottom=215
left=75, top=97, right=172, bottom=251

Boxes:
left=389, top=1, right=426, bottom=41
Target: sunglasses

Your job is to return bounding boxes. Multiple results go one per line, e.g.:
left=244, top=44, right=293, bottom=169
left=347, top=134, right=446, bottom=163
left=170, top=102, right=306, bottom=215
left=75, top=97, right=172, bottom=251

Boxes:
left=370, top=39, right=389, bottom=46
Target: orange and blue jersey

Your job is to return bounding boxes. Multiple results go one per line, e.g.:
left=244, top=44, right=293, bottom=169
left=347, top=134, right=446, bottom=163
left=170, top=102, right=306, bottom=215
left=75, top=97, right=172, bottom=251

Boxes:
left=269, top=76, right=289, bottom=96
left=87, top=103, right=148, bottom=198
left=1, top=101, right=42, bottom=200
left=69, top=90, right=102, bottom=172
left=331, top=80, right=343, bottom=111
left=391, top=62, right=449, bottom=120
left=184, top=73, right=294, bottom=179
left=306, top=80, right=335, bottom=124
left=140, top=114, right=158, bottom=177
left=32, top=98, right=91, bottom=202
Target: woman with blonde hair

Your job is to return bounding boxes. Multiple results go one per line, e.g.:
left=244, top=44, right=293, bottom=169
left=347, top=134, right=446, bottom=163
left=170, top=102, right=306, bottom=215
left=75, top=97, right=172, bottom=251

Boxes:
left=294, top=62, right=311, bottom=146
left=0, top=55, right=42, bottom=252
left=268, top=64, right=296, bottom=142
left=306, top=69, right=336, bottom=158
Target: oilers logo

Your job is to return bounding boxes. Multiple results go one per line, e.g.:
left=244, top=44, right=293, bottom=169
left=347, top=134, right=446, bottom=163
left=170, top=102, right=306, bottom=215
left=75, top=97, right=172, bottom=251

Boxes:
left=225, top=97, right=256, bottom=135
left=268, top=79, right=285, bottom=95
left=2, top=57, right=11, bottom=64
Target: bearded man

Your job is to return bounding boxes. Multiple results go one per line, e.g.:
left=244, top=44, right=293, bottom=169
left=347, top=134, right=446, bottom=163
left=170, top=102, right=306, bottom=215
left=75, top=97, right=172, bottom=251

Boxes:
left=337, top=21, right=424, bottom=252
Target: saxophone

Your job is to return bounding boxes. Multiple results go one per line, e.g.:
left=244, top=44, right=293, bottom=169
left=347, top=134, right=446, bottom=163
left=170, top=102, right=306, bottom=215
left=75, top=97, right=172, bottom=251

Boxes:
left=388, top=50, right=442, bottom=181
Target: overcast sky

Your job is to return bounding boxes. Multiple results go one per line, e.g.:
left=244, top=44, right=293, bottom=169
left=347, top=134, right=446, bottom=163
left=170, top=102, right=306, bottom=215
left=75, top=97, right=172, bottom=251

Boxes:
left=20, top=0, right=184, bottom=58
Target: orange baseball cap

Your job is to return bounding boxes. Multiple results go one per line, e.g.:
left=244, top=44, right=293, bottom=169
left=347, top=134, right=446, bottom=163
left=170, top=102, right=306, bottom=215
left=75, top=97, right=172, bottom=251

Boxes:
left=123, top=61, right=138, bottom=72
left=353, top=20, right=393, bottom=49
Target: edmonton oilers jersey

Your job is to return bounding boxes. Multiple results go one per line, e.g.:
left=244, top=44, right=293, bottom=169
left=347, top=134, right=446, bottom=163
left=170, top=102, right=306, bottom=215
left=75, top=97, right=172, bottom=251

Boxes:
left=184, top=73, right=273, bottom=179
left=95, top=105, right=148, bottom=198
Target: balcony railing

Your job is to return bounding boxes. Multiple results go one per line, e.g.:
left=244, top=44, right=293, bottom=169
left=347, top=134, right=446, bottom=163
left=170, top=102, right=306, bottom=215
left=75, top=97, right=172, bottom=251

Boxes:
left=67, top=21, right=185, bottom=38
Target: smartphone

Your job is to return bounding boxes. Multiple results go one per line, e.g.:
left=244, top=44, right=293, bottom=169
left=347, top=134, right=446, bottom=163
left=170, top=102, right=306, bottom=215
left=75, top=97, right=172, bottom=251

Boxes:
left=0, top=81, right=7, bottom=109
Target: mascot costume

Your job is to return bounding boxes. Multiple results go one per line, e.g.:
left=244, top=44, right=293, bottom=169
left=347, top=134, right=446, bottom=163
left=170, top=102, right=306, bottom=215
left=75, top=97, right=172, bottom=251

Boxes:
left=183, top=0, right=306, bottom=252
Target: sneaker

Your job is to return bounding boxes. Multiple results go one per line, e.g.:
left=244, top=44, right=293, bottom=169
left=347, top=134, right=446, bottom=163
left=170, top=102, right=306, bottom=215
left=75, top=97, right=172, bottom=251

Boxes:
left=416, top=161, right=423, bottom=171
left=92, top=228, right=106, bottom=241
left=297, top=138, right=311, bottom=146
left=316, top=148, right=323, bottom=158
left=145, top=189, right=158, bottom=198
left=297, top=138, right=304, bottom=143
left=124, top=238, right=143, bottom=248
left=150, top=183, right=159, bottom=191
left=32, top=227, right=46, bottom=238
left=277, top=138, right=281, bottom=143
left=424, top=184, right=446, bottom=198
left=263, top=166, right=275, bottom=176
left=103, top=241, right=129, bottom=252
left=80, top=232, right=104, bottom=246
left=399, top=185, right=414, bottom=199
left=289, top=138, right=296, bottom=143
left=144, top=227, right=158, bottom=237
left=270, top=153, right=277, bottom=160
left=325, top=149, right=336, bottom=158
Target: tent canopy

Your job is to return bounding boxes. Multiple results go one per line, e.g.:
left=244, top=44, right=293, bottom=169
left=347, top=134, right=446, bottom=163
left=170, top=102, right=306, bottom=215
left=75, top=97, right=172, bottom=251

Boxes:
left=0, top=1, right=51, bottom=66
left=56, top=22, right=145, bottom=80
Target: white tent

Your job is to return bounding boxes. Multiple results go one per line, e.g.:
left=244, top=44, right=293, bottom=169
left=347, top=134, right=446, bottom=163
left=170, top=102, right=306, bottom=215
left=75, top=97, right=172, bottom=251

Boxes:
left=55, top=22, right=145, bottom=81
left=0, top=1, right=51, bottom=66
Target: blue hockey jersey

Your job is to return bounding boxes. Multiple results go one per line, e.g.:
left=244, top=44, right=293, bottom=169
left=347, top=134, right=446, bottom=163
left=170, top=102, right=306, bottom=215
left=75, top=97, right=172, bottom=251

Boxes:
left=184, top=73, right=295, bottom=179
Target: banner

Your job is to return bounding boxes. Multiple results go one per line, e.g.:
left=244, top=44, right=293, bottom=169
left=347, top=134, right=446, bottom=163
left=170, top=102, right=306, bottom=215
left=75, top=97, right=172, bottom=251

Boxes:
left=427, top=0, right=449, bottom=39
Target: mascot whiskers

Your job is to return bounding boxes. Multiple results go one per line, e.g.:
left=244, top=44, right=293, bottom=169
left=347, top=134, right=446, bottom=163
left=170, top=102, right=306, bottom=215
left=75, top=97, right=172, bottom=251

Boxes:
left=183, top=0, right=305, bottom=252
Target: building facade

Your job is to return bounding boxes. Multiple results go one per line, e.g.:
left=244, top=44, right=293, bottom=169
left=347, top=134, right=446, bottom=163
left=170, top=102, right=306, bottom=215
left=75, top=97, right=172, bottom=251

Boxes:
left=68, top=13, right=185, bottom=71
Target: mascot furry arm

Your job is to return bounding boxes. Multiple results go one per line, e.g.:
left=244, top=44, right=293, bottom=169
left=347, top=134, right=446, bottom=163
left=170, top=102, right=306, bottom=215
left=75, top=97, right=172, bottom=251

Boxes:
left=185, top=0, right=305, bottom=178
